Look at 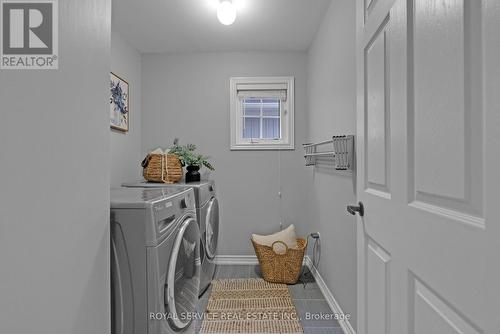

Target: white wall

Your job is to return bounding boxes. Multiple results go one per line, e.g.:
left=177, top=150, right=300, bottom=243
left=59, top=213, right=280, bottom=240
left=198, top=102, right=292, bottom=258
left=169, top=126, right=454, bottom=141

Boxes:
left=111, top=31, right=142, bottom=187
left=306, top=0, right=358, bottom=329
left=141, top=51, right=310, bottom=255
left=0, top=1, right=111, bottom=333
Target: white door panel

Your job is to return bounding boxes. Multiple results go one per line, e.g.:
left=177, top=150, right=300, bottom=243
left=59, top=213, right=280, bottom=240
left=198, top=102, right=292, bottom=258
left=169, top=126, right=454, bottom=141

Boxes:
left=411, top=277, right=481, bottom=334
left=410, top=0, right=484, bottom=220
left=366, top=238, right=391, bottom=334
left=356, top=0, right=500, bottom=333
left=365, top=16, right=391, bottom=195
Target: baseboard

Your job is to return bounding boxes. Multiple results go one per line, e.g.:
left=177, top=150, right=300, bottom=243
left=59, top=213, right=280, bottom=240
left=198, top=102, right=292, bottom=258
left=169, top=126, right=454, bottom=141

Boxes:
left=214, top=254, right=309, bottom=266
left=214, top=255, right=259, bottom=265
left=303, top=256, right=356, bottom=334
left=214, top=254, right=356, bottom=334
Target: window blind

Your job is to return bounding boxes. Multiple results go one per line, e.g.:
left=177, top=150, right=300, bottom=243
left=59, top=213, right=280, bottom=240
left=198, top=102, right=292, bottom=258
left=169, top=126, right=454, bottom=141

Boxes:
left=236, top=83, right=288, bottom=101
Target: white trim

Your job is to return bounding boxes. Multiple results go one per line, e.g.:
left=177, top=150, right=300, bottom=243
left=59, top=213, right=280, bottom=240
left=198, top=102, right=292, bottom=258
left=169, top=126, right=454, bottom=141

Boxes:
left=229, top=76, right=295, bottom=150
left=303, top=257, right=357, bottom=334
left=214, top=255, right=259, bottom=265
left=409, top=200, right=485, bottom=230
left=214, top=254, right=306, bottom=266
left=214, top=255, right=356, bottom=334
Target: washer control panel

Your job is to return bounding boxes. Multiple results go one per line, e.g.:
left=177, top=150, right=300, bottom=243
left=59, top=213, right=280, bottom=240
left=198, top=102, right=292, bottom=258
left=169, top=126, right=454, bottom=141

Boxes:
left=151, top=189, right=195, bottom=241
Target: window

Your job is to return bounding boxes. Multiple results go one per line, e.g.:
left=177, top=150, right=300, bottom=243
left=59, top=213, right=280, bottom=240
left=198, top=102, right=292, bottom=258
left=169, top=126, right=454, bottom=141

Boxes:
left=242, top=98, right=281, bottom=139
left=230, top=77, right=294, bottom=150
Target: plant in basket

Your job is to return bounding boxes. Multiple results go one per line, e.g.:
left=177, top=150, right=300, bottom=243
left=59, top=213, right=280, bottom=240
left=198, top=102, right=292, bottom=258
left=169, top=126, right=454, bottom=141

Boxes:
left=168, top=140, right=215, bottom=183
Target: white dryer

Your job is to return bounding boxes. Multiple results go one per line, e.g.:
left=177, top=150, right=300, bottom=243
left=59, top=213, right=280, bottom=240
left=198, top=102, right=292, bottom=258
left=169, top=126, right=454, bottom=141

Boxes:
left=111, top=187, right=200, bottom=334
left=122, top=180, right=219, bottom=296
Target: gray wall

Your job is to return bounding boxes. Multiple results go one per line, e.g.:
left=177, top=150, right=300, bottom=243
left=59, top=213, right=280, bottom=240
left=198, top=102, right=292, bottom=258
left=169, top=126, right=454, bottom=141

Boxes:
left=0, top=1, right=111, bottom=333
left=111, top=31, right=142, bottom=187
left=306, top=0, right=358, bottom=329
left=141, top=52, right=311, bottom=255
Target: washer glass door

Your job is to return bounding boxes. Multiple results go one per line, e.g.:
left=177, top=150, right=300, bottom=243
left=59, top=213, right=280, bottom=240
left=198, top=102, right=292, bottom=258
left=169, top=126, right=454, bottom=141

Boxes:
left=205, top=198, right=219, bottom=260
left=164, top=217, right=200, bottom=330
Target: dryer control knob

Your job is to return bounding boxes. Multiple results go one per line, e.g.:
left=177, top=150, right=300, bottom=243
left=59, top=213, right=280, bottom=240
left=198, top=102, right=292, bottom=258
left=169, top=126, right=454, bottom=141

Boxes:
left=180, top=198, right=188, bottom=209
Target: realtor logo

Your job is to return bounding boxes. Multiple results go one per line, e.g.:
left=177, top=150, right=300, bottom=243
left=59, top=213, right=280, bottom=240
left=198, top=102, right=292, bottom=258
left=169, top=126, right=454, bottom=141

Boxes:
left=1, top=0, right=58, bottom=69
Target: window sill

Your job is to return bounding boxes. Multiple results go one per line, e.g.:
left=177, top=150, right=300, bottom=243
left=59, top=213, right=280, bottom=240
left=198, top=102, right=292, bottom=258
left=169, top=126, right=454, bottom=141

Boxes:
left=230, top=143, right=295, bottom=151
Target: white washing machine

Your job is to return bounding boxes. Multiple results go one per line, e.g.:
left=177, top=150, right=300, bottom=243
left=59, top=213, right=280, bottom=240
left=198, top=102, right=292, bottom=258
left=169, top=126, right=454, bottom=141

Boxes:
left=122, top=180, right=219, bottom=296
left=111, top=187, right=200, bottom=334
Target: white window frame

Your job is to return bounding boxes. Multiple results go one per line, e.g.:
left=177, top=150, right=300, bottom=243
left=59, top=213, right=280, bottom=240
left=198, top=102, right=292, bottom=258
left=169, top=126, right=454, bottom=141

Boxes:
left=230, top=76, right=295, bottom=150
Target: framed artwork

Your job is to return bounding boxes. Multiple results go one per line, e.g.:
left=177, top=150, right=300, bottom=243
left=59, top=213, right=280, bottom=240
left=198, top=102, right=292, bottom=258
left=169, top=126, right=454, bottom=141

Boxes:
left=110, top=72, right=129, bottom=132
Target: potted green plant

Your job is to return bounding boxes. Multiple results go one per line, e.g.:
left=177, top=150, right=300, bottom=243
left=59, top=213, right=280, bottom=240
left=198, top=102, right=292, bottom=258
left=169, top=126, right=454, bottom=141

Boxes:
left=168, top=141, right=215, bottom=183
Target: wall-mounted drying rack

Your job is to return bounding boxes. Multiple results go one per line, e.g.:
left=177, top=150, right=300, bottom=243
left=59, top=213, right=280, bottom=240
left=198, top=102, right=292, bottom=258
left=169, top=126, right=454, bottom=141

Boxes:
left=303, top=135, right=354, bottom=170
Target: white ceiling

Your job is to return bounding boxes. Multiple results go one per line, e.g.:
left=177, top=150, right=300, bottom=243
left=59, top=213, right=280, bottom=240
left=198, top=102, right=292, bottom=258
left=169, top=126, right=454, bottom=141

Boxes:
left=112, top=0, right=332, bottom=53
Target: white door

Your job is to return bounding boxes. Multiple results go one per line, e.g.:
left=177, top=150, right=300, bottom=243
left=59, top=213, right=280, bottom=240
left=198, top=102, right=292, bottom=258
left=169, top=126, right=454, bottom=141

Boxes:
left=355, top=0, right=500, bottom=333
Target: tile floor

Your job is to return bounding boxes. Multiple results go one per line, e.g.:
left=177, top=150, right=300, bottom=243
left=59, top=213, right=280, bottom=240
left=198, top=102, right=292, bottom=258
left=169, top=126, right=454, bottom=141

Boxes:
left=195, top=265, right=344, bottom=334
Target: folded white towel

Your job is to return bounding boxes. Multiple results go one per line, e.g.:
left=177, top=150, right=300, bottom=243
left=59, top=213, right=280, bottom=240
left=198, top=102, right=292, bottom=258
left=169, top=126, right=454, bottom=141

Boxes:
left=252, top=224, right=298, bottom=254
left=150, top=148, right=164, bottom=154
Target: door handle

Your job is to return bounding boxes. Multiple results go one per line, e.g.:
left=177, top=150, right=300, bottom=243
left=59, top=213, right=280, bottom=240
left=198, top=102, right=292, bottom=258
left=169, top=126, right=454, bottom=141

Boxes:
left=347, top=202, right=364, bottom=217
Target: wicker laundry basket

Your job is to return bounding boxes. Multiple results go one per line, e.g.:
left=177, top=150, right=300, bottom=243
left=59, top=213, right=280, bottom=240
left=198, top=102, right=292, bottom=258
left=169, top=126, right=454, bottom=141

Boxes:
left=251, top=237, right=307, bottom=284
left=142, top=153, right=183, bottom=184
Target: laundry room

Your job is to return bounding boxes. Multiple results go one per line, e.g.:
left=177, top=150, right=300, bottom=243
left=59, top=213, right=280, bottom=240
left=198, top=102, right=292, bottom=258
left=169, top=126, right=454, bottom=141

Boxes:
left=108, top=0, right=357, bottom=332
left=108, top=1, right=356, bottom=333
left=1, top=1, right=499, bottom=334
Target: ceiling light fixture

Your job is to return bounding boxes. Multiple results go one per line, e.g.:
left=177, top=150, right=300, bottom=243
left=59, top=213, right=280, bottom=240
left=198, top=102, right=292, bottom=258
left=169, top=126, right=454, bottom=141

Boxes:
left=217, top=0, right=237, bottom=25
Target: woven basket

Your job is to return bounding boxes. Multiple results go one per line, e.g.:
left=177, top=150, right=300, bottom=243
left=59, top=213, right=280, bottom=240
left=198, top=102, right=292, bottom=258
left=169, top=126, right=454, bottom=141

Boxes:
left=142, top=153, right=183, bottom=184
left=251, top=237, right=307, bottom=284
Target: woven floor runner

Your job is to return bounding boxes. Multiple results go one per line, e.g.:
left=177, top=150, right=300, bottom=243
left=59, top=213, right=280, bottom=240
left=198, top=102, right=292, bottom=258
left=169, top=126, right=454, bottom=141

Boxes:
left=200, top=278, right=303, bottom=334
